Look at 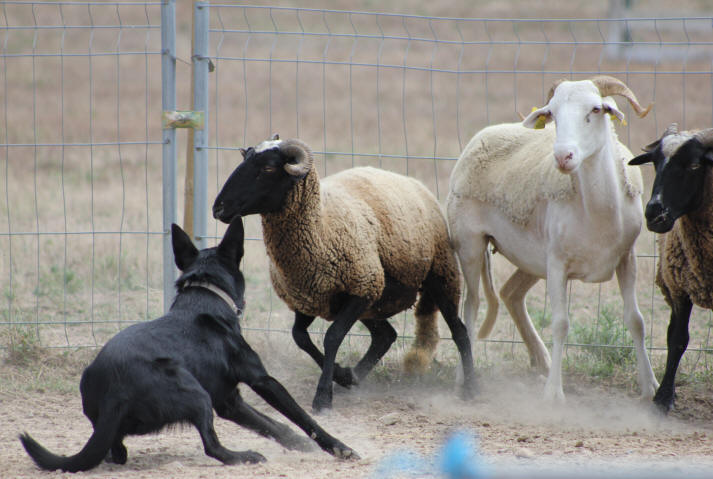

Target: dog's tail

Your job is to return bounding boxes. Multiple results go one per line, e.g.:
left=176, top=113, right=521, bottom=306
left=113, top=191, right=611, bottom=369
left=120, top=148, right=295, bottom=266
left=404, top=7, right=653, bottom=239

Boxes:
left=20, top=407, right=123, bottom=472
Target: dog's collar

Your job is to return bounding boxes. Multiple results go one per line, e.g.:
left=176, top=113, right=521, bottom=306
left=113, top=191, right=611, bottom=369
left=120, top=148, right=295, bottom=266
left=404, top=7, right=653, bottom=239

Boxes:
left=183, top=281, right=242, bottom=317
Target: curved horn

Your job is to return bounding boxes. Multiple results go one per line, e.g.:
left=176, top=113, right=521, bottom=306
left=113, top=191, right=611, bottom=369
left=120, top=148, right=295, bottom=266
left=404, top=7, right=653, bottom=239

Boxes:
left=590, top=75, right=652, bottom=118
left=643, top=123, right=679, bottom=152
left=545, top=78, right=567, bottom=104
left=280, top=139, right=314, bottom=177
left=694, top=127, right=713, bottom=148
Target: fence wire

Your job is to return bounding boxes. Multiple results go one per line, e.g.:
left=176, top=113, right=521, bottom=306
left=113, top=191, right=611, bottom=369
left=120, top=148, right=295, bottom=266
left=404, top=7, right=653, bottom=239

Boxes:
left=1, top=1, right=164, bottom=349
left=1, top=2, right=713, bottom=380
left=202, top=5, right=713, bottom=374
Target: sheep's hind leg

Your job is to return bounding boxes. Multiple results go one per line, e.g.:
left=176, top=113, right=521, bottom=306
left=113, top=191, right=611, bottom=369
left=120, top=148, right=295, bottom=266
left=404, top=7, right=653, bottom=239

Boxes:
left=654, top=295, right=692, bottom=413
left=423, top=273, right=477, bottom=399
left=352, top=319, right=397, bottom=381
left=499, top=268, right=550, bottom=373
left=453, top=235, right=488, bottom=347
left=292, top=311, right=359, bottom=388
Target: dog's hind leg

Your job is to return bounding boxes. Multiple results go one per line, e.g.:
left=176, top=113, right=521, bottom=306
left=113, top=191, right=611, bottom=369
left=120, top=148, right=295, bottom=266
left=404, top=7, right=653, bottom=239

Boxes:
left=215, top=389, right=314, bottom=452
left=106, top=439, right=127, bottom=465
left=235, top=336, right=359, bottom=460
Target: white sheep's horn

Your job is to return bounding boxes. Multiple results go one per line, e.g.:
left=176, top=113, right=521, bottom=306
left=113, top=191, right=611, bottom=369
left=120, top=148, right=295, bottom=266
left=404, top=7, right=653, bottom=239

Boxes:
left=590, top=75, right=653, bottom=118
left=694, top=128, right=713, bottom=148
left=280, top=139, right=313, bottom=177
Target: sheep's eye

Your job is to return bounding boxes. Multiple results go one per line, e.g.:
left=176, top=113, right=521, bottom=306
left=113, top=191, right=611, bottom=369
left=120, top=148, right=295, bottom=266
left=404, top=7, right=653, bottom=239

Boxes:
left=262, top=165, right=277, bottom=174
left=592, top=106, right=601, bottom=114
left=688, top=163, right=701, bottom=171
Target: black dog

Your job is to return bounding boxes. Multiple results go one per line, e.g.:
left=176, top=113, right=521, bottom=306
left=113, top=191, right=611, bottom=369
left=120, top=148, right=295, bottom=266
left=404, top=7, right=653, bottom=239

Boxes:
left=20, top=218, right=358, bottom=472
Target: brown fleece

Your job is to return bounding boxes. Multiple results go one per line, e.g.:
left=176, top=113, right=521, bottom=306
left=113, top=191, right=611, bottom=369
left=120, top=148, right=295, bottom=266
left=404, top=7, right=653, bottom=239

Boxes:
left=656, top=168, right=713, bottom=309
left=261, top=157, right=460, bottom=371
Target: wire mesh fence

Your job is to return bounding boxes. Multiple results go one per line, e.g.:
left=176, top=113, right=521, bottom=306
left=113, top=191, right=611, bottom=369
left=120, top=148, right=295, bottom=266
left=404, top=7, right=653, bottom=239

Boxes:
left=1, top=1, right=165, bottom=349
left=201, top=5, right=713, bottom=376
left=2, top=2, right=713, bottom=381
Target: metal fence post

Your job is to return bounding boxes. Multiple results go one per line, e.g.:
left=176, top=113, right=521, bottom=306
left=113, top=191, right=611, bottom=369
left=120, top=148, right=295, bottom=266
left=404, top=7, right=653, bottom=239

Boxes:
left=161, top=0, right=177, bottom=312
left=192, top=1, right=210, bottom=250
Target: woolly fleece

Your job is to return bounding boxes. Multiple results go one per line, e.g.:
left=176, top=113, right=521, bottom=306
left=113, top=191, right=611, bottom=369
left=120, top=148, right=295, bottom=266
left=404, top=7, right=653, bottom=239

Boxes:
left=656, top=167, right=713, bottom=310
left=261, top=164, right=460, bottom=370
left=449, top=122, right=644, bottom=225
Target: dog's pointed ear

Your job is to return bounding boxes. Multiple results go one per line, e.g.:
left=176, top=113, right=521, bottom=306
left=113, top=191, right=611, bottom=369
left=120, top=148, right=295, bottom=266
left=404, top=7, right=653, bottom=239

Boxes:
left=218, top=216, right=244, bottom=266
left=171, top=223, right=199, bottom=271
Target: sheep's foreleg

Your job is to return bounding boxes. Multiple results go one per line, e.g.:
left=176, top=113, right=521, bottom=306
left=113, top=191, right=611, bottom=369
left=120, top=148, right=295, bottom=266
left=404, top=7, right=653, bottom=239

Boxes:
left=654, top=295, right=692, bottom=412
left=543, top=264, right=568, bottom=403
left=616, top=251, right=659, bottom=400
left=292, top=311, right=359, bottom=388
left=313, top=296, right=369, bottom=412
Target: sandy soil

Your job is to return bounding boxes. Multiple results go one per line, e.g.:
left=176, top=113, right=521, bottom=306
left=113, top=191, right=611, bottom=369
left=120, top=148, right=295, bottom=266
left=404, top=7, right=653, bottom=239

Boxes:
left=3, top=352, right=713, bottom=479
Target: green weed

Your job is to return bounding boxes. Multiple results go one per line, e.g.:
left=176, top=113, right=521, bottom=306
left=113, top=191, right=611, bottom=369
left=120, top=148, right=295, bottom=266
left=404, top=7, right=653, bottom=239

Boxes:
left=569, top=304, right=635, bottom=377
left=4, top=324, right=43, bottom=367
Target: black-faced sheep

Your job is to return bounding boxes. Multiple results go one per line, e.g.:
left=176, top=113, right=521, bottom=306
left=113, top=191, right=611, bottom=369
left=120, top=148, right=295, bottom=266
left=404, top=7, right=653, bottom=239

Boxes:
left=447, top=76, right=658, bottom=402
left=212, top=135, right=476, bottom=411
left=629, top=123, right=713, bottom=412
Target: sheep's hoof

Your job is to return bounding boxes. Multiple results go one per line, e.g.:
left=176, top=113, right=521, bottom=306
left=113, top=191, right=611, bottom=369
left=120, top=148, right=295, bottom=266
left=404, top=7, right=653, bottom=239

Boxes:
left=460, top=381, right=477, bottom=401
left=333, top=366, right=359, bottom=388
left=652, top=391, right=674, bottom=415
left=312, top=393, right=333, bottom=413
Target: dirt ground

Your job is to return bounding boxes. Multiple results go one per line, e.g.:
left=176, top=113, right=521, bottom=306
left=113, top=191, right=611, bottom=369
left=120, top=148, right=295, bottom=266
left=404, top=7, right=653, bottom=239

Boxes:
left=3, top=345, right=713, bottom=479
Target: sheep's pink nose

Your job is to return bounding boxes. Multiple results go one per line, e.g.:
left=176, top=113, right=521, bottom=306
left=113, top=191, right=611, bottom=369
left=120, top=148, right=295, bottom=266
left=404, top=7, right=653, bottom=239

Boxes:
left=553, top=144, right=575, bottom=171
left=555, top=151, right=573, bottom=169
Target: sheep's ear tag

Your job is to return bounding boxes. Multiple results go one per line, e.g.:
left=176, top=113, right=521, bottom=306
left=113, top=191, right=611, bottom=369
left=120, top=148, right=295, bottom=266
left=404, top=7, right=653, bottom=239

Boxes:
left=531, top=108, right=547, bottom=130
left=610, top=113, right=627, bottom=126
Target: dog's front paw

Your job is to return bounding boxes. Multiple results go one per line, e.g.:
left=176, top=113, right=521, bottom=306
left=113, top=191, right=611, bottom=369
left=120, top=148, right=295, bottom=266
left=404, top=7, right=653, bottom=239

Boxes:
left=282, top=433, right=317, bottom=453
left=332, top=442, right=360, bottom=461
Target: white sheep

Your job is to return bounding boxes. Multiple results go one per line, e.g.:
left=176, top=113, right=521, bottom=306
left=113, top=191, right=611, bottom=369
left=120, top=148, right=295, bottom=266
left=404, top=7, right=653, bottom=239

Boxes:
left=212, top=136, right=476, bottom=412
left=629, top=124, right=713, bottom=412
left=447, top=76, right=659, bottom=402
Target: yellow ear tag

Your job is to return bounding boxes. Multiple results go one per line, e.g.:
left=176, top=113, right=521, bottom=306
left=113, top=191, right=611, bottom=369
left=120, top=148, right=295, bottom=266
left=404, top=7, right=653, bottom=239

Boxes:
left=609, top=113, right=627, bottom=126
left=530, top=107, right=547, bottom=129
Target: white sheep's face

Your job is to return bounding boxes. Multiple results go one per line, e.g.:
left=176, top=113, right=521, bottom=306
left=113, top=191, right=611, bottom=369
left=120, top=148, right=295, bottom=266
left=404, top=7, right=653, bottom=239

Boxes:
left=523, top=80, right=625, bottom=174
